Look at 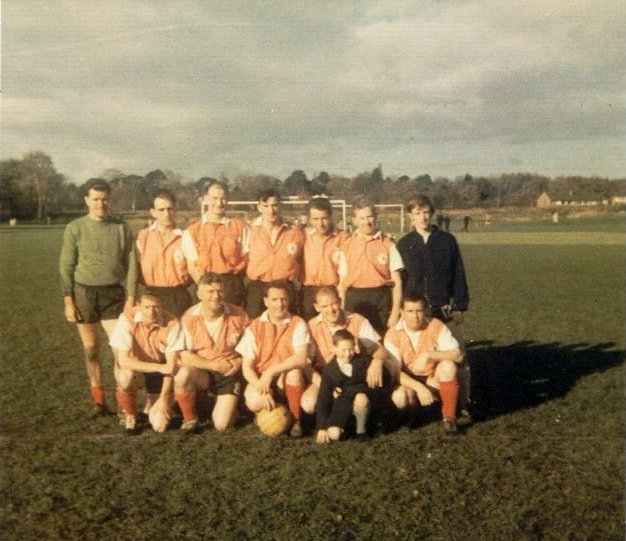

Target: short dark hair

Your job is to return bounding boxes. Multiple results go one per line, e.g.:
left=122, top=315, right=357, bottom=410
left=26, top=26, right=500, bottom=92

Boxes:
left=83, top=178, right=111, bottom=196
left=198, top=272, right=224, bottom=286
left=262, top=279, right=291, bottom=300
left=258, top=188, right=281, bottom=203
left=401, top=294, right=430, bottom=309
left=138, top=292, right=161, bottom=305
left=406, top=194, right=434, bottom=213
left=307, top=196, right=332, bottom=215
left=314, top=285, right=340, bottom=303
left=150, top=188, right=177, bottom=208
left=332, top=329, right=355, bottom=345
left=202, top=179, right=229, bottom=197
left=352, top=195, right=375, bottom=216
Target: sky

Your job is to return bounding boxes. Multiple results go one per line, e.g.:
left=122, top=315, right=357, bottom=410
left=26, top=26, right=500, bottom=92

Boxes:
left=2, top=0, right=625, bottom=184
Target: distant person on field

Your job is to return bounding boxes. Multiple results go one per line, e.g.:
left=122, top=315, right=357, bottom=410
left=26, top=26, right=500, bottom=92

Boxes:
left=244, top=189, right=304, bottom=318
left=385, top=296, right=462, bottom=434
left=302, top=285, right=391, bottom=417
left=59, top=178, right=137, bottom=418
left=182, top=180, right=248, bottom=306
left=338, top=196, right=403, bottom=334
left=301, top=197, right=349, bottom=320
left=137, top=189, right=192, bottom=317
left=396, top=195, right=471, bottom=416
left=236, top=281, right=310, bottom=437
left=442, top=214, right=451, bottom=231
left=110, top=294, right=183, bottom=434
left=436, top=213, right=443, bottom=228
left=175, top=272, right=249, bottom=434
left=462, top=215, right=471, bottom=232
left=315, top=330, right=390, bottom=443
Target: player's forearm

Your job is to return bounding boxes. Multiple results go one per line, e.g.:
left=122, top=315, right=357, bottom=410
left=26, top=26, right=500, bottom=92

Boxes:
left=180, top=350, right=230, bottom=372
left=242, top=359, right=260, bottom=385
left=159, top=376, right=174, bottom=402
left=123, top=354, right=166, bottom=374
left=371, top=343, right=389, bottom=363
left=390, top=271, right=402, bottom=315
left=266, top=353, right=306, bottom=378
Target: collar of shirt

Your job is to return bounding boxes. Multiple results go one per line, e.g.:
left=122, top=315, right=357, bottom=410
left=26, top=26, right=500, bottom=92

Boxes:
left=337, top=359, right=353, bottom=376
left=352, top=229, right=382, bottom=241
left=201, top=215, right=230, bottom=225
left=259, top=309, right=292, bottom=325
left=314, top=310, right=354, bottom=330
left=191, top=302, right=232, bottom=318
left=251, top=216, right=290, bottom=229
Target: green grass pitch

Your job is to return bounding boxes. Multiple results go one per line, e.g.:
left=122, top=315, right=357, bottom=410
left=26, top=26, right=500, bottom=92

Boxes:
left=0, top=222, right=624, bottom=540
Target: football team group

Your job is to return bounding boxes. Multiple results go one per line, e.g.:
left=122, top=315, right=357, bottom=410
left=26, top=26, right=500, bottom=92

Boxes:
left=59, top=178, right=470, bottom=440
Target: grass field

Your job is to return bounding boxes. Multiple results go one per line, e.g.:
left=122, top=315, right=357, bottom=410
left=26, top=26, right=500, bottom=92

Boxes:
left=1, top=220, right=624, bottom=540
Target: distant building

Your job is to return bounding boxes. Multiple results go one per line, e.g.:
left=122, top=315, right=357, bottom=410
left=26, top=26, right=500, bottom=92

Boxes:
left=536, top=191, right=609, bottom=208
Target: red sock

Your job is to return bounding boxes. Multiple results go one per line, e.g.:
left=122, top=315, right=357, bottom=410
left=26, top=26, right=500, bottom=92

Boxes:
left=90, top=385, right=106, bottom=406
left=115, top=389, right=138, bottom=416
left=176, top=391, right=197, bottom=422
left=285, top=384, right=304, bottom=421
left=439, top=380, right=459, bottom=420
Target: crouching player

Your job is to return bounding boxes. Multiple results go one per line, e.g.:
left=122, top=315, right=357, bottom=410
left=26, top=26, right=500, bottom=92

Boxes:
left=302, top=286, right=390, bottom=417
left=175, top=272, right=249, bottom=434
left=110, top=294, right=184, bottom=434
left=236, top=281, right=310, bottom=438
left=384, top=295, right=463, bottom=434
left=315, top=330, right=389, bottom=443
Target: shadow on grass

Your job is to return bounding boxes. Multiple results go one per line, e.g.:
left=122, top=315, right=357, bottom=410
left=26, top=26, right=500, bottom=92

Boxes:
left=468, top=340, right=625, bottom=417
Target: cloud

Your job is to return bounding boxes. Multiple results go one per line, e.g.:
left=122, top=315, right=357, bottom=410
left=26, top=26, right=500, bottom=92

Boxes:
left=2, top=0, right=625, bottom=181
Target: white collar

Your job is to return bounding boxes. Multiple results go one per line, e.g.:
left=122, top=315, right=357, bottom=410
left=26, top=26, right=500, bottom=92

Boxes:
left=352, top=229, right=382, bottom=240
left=148, top=222, right=183, bottom=236
left=252, top=216, right=290, bottom=229
left=259, top=309, right=292, bottom=324
left=201, top=215, right=230, bottom=225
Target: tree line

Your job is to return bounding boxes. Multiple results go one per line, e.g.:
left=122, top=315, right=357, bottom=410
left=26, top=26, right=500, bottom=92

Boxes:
left=1, top=152, right=624, bottom=220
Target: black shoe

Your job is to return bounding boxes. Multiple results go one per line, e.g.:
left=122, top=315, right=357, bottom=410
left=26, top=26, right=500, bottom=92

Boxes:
left=457, top=408, right=473, bottom=427
left=289, top=421, right=303, bottom=438
left=124, top=415, right=140, bottom=436
left=180, top=419, right=200, bottom=436
left=356, top=432, right=370, bottom=442
left=90, top=403, right=113, bottom=419
left=137, top=412, right=150, bottom=427
left=442, top=418, right=459, bottom=435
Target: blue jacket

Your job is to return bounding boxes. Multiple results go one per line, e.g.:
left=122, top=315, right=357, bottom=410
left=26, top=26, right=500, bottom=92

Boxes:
left=396, top=226, right=469, bottom=311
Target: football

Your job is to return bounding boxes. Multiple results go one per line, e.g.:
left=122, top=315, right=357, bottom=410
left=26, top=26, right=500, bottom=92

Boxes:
left=256, top=405, right=292, bottom=437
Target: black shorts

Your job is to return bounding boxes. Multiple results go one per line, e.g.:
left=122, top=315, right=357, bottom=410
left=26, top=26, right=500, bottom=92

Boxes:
left=405, top=373, right=441, bottom=400
left=140, top=284, right=193, bottom=318
left=344, top=286, right=391, bottom=334
left=74, top=283, right=125, bottom=324
left=209, top=372, right=242, bottom=396
left=144, top=372, right=164, bottom=395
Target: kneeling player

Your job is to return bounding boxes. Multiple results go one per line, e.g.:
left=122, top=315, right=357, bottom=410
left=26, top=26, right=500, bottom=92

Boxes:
left=110, top=294, right=183, bottom=434
left=236, top=281, right=310, bottom=437
left=175, top=273, right=248, bottom=434
left=316, top=330, right=389, bottom=443
left=302, top=285, right=390, bottom=416
left=384, top=295, right=462, bottom=434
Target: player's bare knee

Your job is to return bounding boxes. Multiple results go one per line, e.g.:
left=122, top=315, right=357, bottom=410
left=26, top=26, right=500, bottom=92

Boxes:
left=327, top=426, right=342, bottom=441
left=353, top=393, right=369, bottom=413
left=285, top=368, right=304, bottom=386
left=116, top=369, right=135, bottom=391
left=174, top=366, right=192, bottom=392
left=391, top=387, right=409, bottom=409
left=436, top=360, right=457, bottom=381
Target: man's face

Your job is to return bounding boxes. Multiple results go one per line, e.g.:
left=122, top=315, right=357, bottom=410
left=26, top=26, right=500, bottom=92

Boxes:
left=198, top=281, right=225, bottom=312
left=409, top=205, right=433, bottom=234
left=353, top=206, right=376, bottom=236
left=84, top=189, right=110, bottom=220
left=139, top=296, right=162, bottom=325
left=264, top=287, right=289, bottom=320
left=314, top=292, right=343, bottom=326
left=402, top=300, right=428, bottom=331
left=334, top=338, right=356, bottom=364
left=258, top=196, right=280, bottom=225
left=203, top=185, right=228, bottom=218
left=150, top=197, right=175, bottom=228
left=308, top=208, right=332, bottom=235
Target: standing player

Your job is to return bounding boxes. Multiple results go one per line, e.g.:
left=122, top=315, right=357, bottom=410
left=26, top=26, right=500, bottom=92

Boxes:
left=174, top=273, right=248, bottom=434
left=302, top=285, right=390, bottom=416
left=385, top=295, right=462, bottom=434
left=110, top=294, right=183, bottom=434
left=396, top=194, right=471, bottom=416
left=236, top=281, right=310, bottom=437
left=182, top=180, right=248, bottom=306
left=245, top=189, right=304, bottom=318
left=338, top=196, right=403, bottom=334
left=59, top=178, right=137, bottom=417
left=137, top=189, right=192, bottom=317
left=300, top=197, right=349, bottom=320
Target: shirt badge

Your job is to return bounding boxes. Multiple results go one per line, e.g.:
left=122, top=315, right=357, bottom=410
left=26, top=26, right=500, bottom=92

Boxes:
left=287, top=242, right=298, bottom=255
left=377, top=253, right=388, bottom=266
